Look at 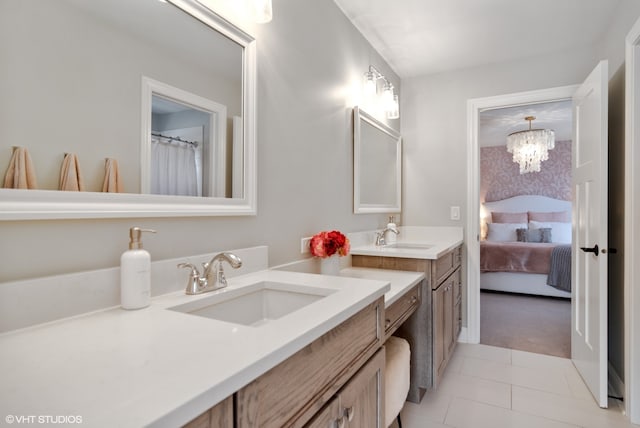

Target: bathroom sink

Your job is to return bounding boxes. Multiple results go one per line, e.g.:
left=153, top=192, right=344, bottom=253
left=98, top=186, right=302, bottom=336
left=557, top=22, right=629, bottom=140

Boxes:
left=384, top=243, right=434, bottom=250
left=169, top=281, right=336, bottom=327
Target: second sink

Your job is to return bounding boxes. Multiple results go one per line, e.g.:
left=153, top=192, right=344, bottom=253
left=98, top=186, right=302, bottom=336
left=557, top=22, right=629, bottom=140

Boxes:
left=169, top=281, right=337, bottom=327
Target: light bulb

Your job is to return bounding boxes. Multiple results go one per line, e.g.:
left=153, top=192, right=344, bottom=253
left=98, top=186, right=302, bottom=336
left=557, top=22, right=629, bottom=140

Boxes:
left=382, top=83, right=395, bottom=113
left=387, top=95, right=399, bottom=119
left=363, top=71, right=377, bottom=97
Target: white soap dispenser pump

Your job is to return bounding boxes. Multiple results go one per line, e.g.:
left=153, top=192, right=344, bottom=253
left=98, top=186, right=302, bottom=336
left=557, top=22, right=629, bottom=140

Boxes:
left=120, top=227, right=156, bottom=310
left=385, top=215, right=398, bottom=244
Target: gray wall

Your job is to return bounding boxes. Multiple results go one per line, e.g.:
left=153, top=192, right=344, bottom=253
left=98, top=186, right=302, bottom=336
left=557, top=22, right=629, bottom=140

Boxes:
left=0, top=0, right=399, bottom=282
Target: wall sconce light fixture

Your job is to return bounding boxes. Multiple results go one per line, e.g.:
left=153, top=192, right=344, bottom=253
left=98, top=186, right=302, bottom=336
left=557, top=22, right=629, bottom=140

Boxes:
left=363, top=65, right=399, bottom=119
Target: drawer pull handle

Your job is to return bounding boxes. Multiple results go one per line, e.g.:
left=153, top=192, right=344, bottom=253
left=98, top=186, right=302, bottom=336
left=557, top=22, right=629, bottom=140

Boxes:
left=385, top=319, right=391, bottom=328
left=410, top=295, right=418, bottom=304
left=337, top=415, right=346, bottom=428
left=345, top=406, right=355, bottom=422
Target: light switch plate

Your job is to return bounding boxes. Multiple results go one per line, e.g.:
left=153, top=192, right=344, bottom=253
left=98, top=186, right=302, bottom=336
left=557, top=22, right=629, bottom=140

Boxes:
left=450, top=206, right=461, bottom=221
left=300, top=237, right=312, bottom=254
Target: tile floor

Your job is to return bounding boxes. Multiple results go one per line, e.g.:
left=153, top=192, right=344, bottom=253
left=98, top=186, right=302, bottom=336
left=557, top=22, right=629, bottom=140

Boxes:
left=397, top=343, right=636, bottom=428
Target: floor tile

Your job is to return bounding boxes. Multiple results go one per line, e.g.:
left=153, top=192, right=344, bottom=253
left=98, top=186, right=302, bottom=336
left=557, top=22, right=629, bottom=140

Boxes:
left=511, top=349, right=574, bottom=370
left=512, top=385, right=632, bottom=428
left=444, top=397, right=580, bottom=428
left=398, top=344, right=637, bottom=428
left=455, top=343, right=512, bottom=364
left=563, top=364, right=596, bottom=401
left=400, top=388, right=453, bottom=424
left=436, top=371, right=511, bottom=409
left=461, top=356, right=572, bottom=396
left=444, top=349, right=464, bottom=374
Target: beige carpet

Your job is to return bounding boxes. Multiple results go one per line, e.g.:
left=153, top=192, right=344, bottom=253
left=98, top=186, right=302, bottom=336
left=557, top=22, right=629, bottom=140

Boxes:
left=480, top=290, right=571, bottom=358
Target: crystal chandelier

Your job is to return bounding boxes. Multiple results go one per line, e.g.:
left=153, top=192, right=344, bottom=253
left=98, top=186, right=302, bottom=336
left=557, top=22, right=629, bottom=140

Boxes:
left=506, top=116, right=555, bottom=174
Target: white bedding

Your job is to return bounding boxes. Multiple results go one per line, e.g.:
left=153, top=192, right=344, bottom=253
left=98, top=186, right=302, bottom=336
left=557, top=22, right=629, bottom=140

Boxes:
left=481, top=195, right=572, bottom=298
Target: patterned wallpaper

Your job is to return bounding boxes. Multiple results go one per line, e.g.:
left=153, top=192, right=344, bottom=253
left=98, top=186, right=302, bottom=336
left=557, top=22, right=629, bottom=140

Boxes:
left=480, top=140, right=571, bottom=203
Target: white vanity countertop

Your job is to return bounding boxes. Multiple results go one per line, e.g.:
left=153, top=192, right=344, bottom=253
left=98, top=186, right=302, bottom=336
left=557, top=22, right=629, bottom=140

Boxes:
left=350, top=226, right=463, bottom=260
left=0, top=270, right=389, bottom=428
left=339, top=267, right=424, bottom=307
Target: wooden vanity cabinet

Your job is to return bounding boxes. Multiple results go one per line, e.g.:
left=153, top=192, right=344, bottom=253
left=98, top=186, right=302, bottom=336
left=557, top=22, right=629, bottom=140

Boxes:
left=305, top=348, right=384, bottom=428
left=384, top=282, right=421, bottom=340
left=352, top=244, right=463, bottom=397
left=183, top=396, right=233, bottom=428
left=184, top=298, right=384, bottom=428
left=432, top=266, right=461, bottom=385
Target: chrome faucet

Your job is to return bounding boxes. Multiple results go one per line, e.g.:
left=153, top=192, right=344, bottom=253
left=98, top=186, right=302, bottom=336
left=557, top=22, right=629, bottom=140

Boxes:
left=178, top=252, right=243, bottom=295
left=375, top=226, right=399, bottom=246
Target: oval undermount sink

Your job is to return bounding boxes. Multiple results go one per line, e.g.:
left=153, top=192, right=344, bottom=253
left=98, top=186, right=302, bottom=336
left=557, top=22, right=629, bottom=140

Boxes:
left=168, top=281, right=337, bottom=327
left=384, top=243, right=434, bottom=250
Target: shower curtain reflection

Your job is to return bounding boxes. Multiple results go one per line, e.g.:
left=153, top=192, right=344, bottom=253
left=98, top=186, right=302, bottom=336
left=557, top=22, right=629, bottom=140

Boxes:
left=150, top=136, right=201, bottom=196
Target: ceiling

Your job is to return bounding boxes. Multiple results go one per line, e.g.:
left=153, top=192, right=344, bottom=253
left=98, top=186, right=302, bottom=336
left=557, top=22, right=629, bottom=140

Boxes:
left=479, top=100, right=572, bottom=147
left=333, top=0, right=621, bottom=78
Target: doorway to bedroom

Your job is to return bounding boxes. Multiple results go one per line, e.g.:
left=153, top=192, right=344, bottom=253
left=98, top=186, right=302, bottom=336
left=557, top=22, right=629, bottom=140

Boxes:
left=477, top=100, right=573, bottom=358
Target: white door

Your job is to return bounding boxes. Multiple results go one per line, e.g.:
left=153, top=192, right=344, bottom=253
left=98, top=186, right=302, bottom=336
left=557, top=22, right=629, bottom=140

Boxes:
left=571, top=60, right=609, bottom=408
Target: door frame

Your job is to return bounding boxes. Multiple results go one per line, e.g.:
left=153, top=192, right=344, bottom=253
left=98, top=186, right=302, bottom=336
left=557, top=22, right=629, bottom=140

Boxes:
left=625, top=16, right=640, bottom=424
left=464, top=85, right=579, bottom=344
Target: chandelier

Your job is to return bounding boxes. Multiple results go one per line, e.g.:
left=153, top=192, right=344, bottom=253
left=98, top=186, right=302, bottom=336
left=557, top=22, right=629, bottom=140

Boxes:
left=506, top=116, right=555, bottom=174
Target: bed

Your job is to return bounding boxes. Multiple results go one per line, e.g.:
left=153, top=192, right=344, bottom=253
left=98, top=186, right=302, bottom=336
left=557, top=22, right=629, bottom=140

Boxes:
left=480, top=195, right=572, bottom=298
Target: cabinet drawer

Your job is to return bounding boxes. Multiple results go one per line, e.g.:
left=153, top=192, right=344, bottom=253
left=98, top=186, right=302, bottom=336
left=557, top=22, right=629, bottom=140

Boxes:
left=236, top=298, right=384, bottom=428
left=384, top=283, right=420, bottom=338
left=433, top=246, right=462, bottom=288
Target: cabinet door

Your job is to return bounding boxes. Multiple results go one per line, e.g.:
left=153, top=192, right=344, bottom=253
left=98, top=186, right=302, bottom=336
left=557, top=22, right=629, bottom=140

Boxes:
left=443, top=280, right=454, bottom=362
left=340, top=349, right=385, bottom=428
left=448, top=268, right=462, bottom=357
left=305, top=399, right=340, bottom=428
left=432, top=283, right=445, bottom=382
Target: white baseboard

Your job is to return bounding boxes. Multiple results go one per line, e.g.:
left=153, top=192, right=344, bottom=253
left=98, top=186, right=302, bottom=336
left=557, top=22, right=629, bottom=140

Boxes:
left=609, top=361, right=625, bottom=399
left=457, top=327, right=469, bottom=343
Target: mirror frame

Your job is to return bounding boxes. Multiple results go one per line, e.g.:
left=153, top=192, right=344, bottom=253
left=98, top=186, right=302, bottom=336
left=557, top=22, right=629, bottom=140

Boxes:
left=0, top=0, right=257, bottom=220
left=353, top=106, right=402, bottom=214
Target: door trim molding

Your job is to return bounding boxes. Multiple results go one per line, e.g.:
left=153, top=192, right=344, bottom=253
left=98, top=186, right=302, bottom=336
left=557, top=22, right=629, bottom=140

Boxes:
left=625, top=16, right=640, bottom=424
left=465, top=85, right=579, bottom=344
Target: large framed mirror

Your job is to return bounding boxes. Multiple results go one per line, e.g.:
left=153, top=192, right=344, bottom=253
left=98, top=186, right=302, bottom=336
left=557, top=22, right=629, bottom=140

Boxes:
left=353, top=107, right=402, bottom=214
left=0, top=0, right=256, bottom=219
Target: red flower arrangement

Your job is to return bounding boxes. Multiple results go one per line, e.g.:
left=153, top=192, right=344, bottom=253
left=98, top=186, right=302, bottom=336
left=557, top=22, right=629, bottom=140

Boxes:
left=310, top=230, right=350, bottom=258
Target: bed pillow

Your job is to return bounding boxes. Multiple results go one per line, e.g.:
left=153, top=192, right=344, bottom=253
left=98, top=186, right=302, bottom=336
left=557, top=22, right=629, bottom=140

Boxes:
left=516, top=227, right=552, bottom=243
left=529, top=221, right=571, bottom=244
left=486, top=223, right=527, bottom=242
left=528, top=211, right=571, bottom=222
left=491, top=211, right=528, bottom=224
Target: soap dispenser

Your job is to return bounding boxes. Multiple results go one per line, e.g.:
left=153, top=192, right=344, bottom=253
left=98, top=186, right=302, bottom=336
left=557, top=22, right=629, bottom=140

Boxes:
left=121, top=227, right=156, bottom=310
left=385, top=216, right=398, bottom=244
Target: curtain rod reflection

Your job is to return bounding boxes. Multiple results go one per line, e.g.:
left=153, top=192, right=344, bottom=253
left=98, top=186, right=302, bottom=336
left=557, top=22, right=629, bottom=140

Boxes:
left=151, top=132, right=199, bottom=147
